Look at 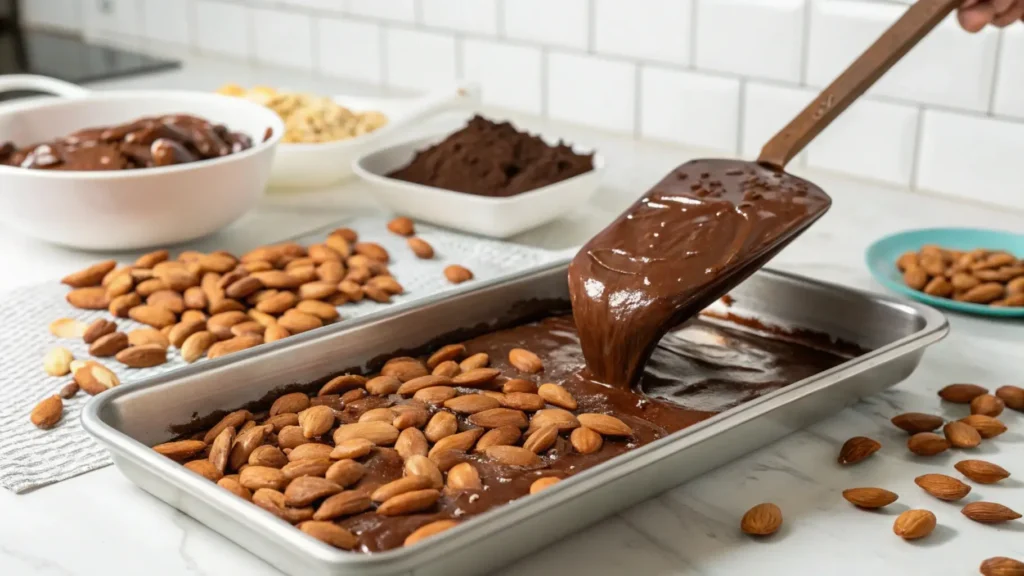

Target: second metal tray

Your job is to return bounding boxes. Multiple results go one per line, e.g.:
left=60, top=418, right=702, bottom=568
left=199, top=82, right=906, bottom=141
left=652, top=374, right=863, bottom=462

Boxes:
left=82, top=262, right=947, bottom=576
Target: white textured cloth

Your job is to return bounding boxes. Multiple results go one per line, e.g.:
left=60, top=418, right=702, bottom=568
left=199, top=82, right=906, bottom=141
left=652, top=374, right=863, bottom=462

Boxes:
left=0, top=217, right=572, bottom=493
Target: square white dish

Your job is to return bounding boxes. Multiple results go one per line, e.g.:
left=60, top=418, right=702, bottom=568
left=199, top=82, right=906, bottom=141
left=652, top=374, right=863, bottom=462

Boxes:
left=352, top=130, right=604, bottom=238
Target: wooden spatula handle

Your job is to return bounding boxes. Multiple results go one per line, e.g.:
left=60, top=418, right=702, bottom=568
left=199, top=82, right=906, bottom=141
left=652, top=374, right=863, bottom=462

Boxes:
left=758, top=0, right=961, bottom=169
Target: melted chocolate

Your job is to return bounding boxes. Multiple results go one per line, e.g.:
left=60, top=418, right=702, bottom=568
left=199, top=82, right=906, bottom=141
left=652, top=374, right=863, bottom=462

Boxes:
left=568, top=159, right=831, bottom=388
left=327, top=313, right=852, bottom=552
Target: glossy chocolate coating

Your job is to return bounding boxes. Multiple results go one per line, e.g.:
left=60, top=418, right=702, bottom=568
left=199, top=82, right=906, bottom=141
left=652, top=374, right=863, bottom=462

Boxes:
left=568, top=159, right=832, bottom=389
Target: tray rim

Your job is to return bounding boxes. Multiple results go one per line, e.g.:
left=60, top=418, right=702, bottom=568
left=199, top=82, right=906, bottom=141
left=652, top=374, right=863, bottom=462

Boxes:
left=81, top=263, right=949, bottom=570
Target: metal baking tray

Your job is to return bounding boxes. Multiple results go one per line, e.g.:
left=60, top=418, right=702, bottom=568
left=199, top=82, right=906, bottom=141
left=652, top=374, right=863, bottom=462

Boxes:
left=82, top=261, right=948, bottom=576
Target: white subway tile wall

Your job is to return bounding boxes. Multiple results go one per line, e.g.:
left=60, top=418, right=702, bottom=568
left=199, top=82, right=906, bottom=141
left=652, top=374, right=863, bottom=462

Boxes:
left=462, top=39, right=544, bottom=115
left=251, top=8, right=314, bottom=70
left=639, top=66, right=740, bottom=154
left=385, top=28, right=457, bottom=91
left=55, top=0, right=1024, bottom=212
left=547, top=52, right=636, bottom=133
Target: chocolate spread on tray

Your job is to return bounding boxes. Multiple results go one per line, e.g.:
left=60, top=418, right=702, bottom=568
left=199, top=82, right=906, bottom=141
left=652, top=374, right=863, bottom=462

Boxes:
left=568, top=159, right=832, bottom=389
left=387, top=115, right=594, bottom=197
left=0, top=114, right=256, bottom=171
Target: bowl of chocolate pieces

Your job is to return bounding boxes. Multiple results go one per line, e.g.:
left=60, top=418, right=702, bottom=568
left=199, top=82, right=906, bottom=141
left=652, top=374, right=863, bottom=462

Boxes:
left=353, top=115, right=604, bottom=238
left=866, top=227, right=1024, bottom=317
left=0, top=74, right=284, bottom=250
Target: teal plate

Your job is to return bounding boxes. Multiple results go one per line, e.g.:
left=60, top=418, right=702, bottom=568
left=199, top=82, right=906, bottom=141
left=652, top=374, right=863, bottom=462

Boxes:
left=866, top=227, right=1024, bottom=318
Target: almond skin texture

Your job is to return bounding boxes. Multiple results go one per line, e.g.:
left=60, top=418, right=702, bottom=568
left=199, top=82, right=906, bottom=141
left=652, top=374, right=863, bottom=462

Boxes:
left=955, top=459, right=1010, bottom=484
left=842, top=487, right=898, bottom=509
left=508, top=348, right=543, bottom=374
left=43, top=347, right=74, bottom=377
left=537, top=383, right=577, bottom=410
left=407, top=237, right=434, bottom=259
left=404, top=519, right=459, bottom=547
left=890, top=412, right=944, bottom=434
left=961, top=502, right=1022, bottom=524
left=395, top=427, right=429, bottom=461
left=979, top=557, right=1024, bottom=576
left=523, top=424, right=559, bottom=454
left=154, top=439, right=207, bottom=461
left=838, top=436, right=882, bottom=464
left=298, top=405, right=335, bottom=439
left=893, top=509, right=936, bottom=540
left=468, top=408, right=529, bottom=429
left=907, top=432, right=949, bottom=456
left=377, top=489, right=441, bottom=516
left=314, top=490, right=373, bottom=521
left=444, top=394, right=501, bottom=415
left=938, top=383, right=988, bottom=403
left=298, top=521, right=358, bottom=550
left=971, top=394, right=1005, bottom=417
left=446, top=462, right=483, bottom=491
left=915, top=474, right=972, bottom=501
left=943, top=421, right=982, bottom=449
left=570, top=427, right=603, bottom=455
left=62, top=260, right=116, bottom=287
left=330, top=438, right=375, bottom=461
left=740, top=503, right=782, bottom=536
left=181, top=331, right=217, bottom=363
left=995, top=385, right=1024, bottom=411
left=129, top=305, right=177, bottom=328
left=371, top=476, right=435, bottom=503
left=530, top=477, right=561, bottom=494
left=474, top=426, right=522, bottom=453
left=387, top=216, right=415, bottom=236
left=333, top=422, right=400, bottom=446
left=285, top=476, right=343, bottom=507
left=577, top=413, right=633, bottom=437
left=484, top=445, right=542, bottom=467
left=116, top=343, right=167, bottom=368
left=30, top=395, right=63, bottom=429
left=958, top=414, right=1007, bottom=439
left=444, top=265, right=473, bottom=284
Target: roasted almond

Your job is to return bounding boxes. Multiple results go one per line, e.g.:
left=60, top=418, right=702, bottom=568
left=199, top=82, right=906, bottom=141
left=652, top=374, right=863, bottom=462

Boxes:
left=147, top=289, right=185, bottom=314
left=954, top=459, right=1010, bottom=484
left=446, top=462, right=483, bottom=491
left=422, top=412, right=458, bottom=444
left=404, top=519, right=459, bottom=547
left=278, top=426, right=310, bottom=450
left=109, top=292, right=142, bottom=317
left=915, top=474, right=971, bottom=501
left=63, top=260, right=117, bottom=287
left=295, top=299, right=340, bottom=322
left=397, top=375, right=452, bottom=396
left=459, top=352, right=489, bottom=372
left=248, top=445, right=288, bottom=469
left=30, top=395, right=63, bottom=429
left=971, top=394, right=1005, bottom=417
left=203, top=410, right=250, bottom=444
left=938, top=383, right=988, bottom=403
left=240, top=466, right=287, bottom=491
left=128, top=304, right=177, bottom=328
left=907, top=432, right=949, bottom=456
left=85, top=330, right=126, bottom=356
left=943, top=420, right=982, bottom=449
left=324, top=459, right=366, bottom=487
left=154, top=439, right=206, bottom=461
left=530, top=408, right=580, bottom=433
left=281, top=458, right=333, bottom=481
left=49, top=317, right=88, bottom=338
left=285, top=476, right=343, bottom=507
left=577, top=413, right=632, bottom=437
left=365, top=375, right=402, bottom=396
left=961, top=502, right=1022, bottom=524
left=43, top=347, right=74, bottom=377
left=452, top=368, right=501, bottom=387
left=387, top=216, right=415, bottom=236
left=414, top=385, right=458, bottom=405
left=740, top=503, right=782, bottom=536
left=508, top=348, right=543, bottom=374
left=253, top=488, right=314, bottom=524
left=893, top=509, right=936, bottom=540
left=334, top=422, right=400, bottom=446
left=58, top=382, right=79, bottom=399
left=207, top=335, right=262, bottom=360
left=837, top=436, right=881, bottom=464
left=444, top=265, right=473, bottom=284
left=484, top=445, right=542, bottom=467
left=890, top=412, right=944, bottom=434
left=530, top=476, right=561, bottom=494
left=842, top=487, right=898, bottom=509
left=66, top=286, right=109, bottom=309
left=319, top=374, right=368, bottom=396
left=405, top=454, right=443, bottom=489
left=979, top=557, right=1024, bottom=576
left=82, top=318, right=117, bottom=344
left=181, top=330, right=217, bottom=363
left=362, top=285, right=389, bottom=304
left=208, top=426, right=236, bottom=473
left=128, top=327, right=170, bottom=349
left=314, top=490, right=373, bottom=521
left=428, top=428, right=484, bottom=458
left=184, top=458, right=222, bottom=482
left=523, top=424, right=559, bottom=454
left=499, top=392, right=546, bottom=412
left=958, top=414, right=1007, bottom=439
left=995, top=385, right=1024, bottom=411
left=116, top=343, right=167, bottom=368
left=393, top=408, right=429, bottom=430
left=444, top=394, right=501, bottom=414
left=73, top=362, right=120, bottom=395
left=537, top=383, right=578, bottom=411
left=378, top=488, right=440, bottom=516
left=469, top=408, right=529, bottom=429
left=330, top=438, right=375, bottom=460
left=503, top=379, right=537, bottom=394
left=287, top=443, right=334, bottom=462
left=217, top=477, right=252, bottom=501
left=298, top=521, right=358, bottom=550
left=407, top=237, right=434, bottom=259
left=371, top=476, right=435, bottom=503
left=359, top=408, right=397, bottom=424
left=298, top=405, right=335, bottom=439
left=569, top=426, right=603, bottom=455
left=395, top=427, right=429, bottom=460
left=264, top=413, right=300, bottom=433
left=382, top=360, right=429, bottom=383
left=169, top=319, right=207, bottom=348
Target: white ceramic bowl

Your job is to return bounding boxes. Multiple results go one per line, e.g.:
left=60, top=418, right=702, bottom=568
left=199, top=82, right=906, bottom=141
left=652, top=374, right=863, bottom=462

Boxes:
left=0, top=75, right=284, bottom=250
left=269, top=84, right=480, bottom=188
left=352, top=132, right=604, bottom=238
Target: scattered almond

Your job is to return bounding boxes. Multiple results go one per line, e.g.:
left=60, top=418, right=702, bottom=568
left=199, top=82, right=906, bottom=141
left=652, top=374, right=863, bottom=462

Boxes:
left=915, top=474, right=972, bottom=501
left=508, top=348, right=543, bottom=373
left=43, top=347, right=73, bottom=376
left=907, top=432, right=949, bottom=456
left=49, top=318, right=88, bottom=339
left=740, top=503, right=782, bottom=536
left=444, top=265, right=473, bottom=284
left=995, top=385, right=1024, bottom=411
left=841, top=487, right=898, bottom=509
left=116, top=343, right=167, bottom=368
left=387, top=216, right=415, bottom=236
left=407, top=237, right=434, bottom=259
left=29, top=395, right=63, bottom=429
left=484, top=445, right=541, bottom=467
left=893, top=509, right=936, bottom=540
left=577, top=413, right=632, bottom=437
left=537, top=383, right=577, bottom=410
left=971, top=394, right=1005, bottom=417
left=890, top=412, right=943, bottom=434
left=955, top=459, right=1010, bottom=484
left=959, top=414, right=1007, bottom=439
left=530, top=476, right=561, bottom=494
left=979, top=557, right=1024, bottom=576
left=377, top=488, right=440, bottom=516
left=404, top=519, right=459, bottom=546
left=298, top=521, right=358, bottom=550
left=943, top=421, right=982, bottom=449
left=961, top=502, right=1021, bottom=524
left=938, top=383, right=988, bottom=403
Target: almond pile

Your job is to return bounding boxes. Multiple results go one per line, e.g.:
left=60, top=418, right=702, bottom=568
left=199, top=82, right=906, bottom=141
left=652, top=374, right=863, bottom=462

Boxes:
left=831, top=381, right=1022, bottom=571
left=151, top=345, right=632, bottom=551
left=897, top=245, right=1024, bottom=307
left=31, top=218, right=476, bottom=430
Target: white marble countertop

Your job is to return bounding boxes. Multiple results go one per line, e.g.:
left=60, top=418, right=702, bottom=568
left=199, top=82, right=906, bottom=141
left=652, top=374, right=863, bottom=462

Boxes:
left=1, top=52, right=1022, bottom=575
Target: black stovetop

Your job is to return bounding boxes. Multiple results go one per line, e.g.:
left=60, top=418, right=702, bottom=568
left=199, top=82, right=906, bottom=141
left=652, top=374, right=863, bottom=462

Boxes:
left=0, top=29, right=180, bottom=100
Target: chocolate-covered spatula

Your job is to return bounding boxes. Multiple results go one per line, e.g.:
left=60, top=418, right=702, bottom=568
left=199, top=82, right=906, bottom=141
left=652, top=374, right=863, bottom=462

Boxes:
left=569, top=0, right=961, bottom=389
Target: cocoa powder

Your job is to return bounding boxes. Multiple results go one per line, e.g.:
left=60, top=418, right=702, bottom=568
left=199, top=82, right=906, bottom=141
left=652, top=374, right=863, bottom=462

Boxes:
left=388, top=115, right=594, bottom=197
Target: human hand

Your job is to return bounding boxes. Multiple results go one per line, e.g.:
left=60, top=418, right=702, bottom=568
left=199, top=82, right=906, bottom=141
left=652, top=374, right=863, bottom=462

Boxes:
left=958, top=0, right=1024, bottom=32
